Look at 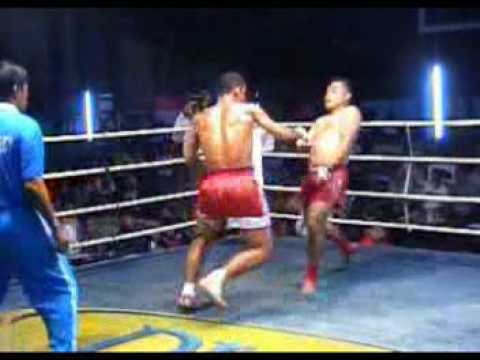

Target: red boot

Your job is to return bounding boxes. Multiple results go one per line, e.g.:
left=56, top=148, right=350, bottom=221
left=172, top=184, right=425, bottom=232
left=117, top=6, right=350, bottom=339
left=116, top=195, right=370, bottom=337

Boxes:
left=301, top=264, right=318, bottom=295
left=330, top=233, right=358, bottom=264
left=359, top=234, right=374, bottom=247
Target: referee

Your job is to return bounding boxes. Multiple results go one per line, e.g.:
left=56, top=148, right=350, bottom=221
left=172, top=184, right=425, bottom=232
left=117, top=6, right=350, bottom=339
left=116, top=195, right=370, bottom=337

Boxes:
left=0, top=60, right=78, bottom=351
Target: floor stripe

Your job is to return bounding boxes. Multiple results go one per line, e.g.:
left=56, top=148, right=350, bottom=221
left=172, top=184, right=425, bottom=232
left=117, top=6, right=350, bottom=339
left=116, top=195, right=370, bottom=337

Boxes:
left=6, top=308, right=389, bottom=352
left=57, top=254, right=78, bottom=351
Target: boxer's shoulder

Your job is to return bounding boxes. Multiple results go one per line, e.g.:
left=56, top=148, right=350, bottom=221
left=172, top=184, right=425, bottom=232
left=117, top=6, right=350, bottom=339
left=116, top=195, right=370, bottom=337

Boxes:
left=340, top=105, right=362, bottom=119
left=193, top=107, right=212, bottom=124
left=200, top=105, right=216, bottom=116
left=235, top=102, right=260, bottom=114
left=315, top=114, right=330, bottom=122
left=240, top=102, right=259, bottom=109
left=312, top=115, right=330, bottom=129
left=233, top=103, right=258, bottom=123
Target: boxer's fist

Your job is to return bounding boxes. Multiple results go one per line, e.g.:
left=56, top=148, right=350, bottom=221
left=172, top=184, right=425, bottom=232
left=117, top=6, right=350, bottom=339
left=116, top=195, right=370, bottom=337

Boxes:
left=294, top=127, right=310, bottom=147
left=294, top=126, right=309, bottom=139
left=296, top=138, right=308, bottom=147
left=197, top=148, right=205, bottom=161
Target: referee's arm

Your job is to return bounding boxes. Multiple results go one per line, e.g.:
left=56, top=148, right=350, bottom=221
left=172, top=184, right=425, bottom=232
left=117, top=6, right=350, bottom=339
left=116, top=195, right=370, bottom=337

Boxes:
left=21, top=121, right=68, bottom=252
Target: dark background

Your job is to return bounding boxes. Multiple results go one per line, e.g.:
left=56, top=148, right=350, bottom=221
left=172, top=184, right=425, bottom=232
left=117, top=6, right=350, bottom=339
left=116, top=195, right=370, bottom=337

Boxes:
left=1, top=8, right=479, bottom=131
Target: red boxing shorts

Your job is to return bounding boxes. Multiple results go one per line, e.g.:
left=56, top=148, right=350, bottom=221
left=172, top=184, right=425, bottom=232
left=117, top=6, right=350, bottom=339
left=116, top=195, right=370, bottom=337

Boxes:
left=197, top=168, right=265, bottom=219
left=301, top=165, right=349, bottom=209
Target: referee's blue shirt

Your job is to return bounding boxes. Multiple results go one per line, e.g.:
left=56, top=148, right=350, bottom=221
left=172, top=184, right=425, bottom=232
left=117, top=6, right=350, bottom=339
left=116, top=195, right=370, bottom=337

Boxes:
left=0, top=102, right=44, bottom=209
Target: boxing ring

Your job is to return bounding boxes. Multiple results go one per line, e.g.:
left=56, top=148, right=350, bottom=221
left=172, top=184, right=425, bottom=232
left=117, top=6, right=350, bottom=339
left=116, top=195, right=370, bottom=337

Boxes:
left=3, top=119, right=480, bottom=351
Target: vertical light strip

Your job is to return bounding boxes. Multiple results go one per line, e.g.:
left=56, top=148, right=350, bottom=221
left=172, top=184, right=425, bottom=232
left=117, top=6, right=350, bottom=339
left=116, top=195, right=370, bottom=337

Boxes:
left=431, top=64, right=444, bottom=140
left=84, top=90, right=94, bottom=142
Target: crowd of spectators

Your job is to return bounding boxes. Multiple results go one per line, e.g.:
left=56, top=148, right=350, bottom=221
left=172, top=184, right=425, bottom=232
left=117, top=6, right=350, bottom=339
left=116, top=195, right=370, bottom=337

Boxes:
left=48, top=110, right=194, bottom=265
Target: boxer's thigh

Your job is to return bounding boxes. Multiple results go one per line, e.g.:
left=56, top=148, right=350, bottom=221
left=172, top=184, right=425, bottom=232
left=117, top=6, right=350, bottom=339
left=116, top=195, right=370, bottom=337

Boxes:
left=196, top=207, right=225, bottom=242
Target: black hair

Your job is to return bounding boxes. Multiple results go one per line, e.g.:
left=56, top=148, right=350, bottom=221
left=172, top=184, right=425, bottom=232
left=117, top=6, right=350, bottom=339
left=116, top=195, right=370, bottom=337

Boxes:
left=184, top=90, right=212, bottom=117
left=217, top=71, right=246, bottom=96
left=187, top=89, right=211, bottom=105
left=0, top=60, right=29, bottom=101
left=329, top=76, right=353, bottom=95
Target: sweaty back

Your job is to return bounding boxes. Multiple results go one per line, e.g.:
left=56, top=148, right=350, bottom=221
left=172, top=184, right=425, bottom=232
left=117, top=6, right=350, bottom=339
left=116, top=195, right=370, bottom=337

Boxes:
left=196, top=102, right=258, bottom=170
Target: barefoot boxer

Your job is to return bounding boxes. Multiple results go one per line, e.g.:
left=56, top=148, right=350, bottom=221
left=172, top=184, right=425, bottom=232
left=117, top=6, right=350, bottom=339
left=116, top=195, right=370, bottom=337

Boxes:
left=297, top=77, right=362, bottom=295
left=180, top=72, right=307, bottom=308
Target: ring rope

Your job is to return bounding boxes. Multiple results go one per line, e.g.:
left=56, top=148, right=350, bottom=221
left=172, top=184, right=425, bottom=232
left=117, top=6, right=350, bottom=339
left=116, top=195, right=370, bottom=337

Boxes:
left=44, top=158, right=186, bottom=180
left=263, top=185, right=480, bottom=204
left=270, top=213, right=480, bottom=236
left=63, top=184, right=480, bottom=249
left=56, top=190, right=198, bottom=218
left=280, top=119, right=480, bottom=128
left=43, top=153, right=480, bottom=182
left=55, top=184, right=480, bottom=220
left=43, top=154, right=480, bottom=181
left=72, top=221, right=196, bottom=249
left=42, top=119, right=480, bottom=144
left=402, top=124, right=414, bottom=226
left=264, top=152, right=480, bottom=164
left=44, top=127, right=190, bottom=143
left=71, top=209, right=480, bottom=250
left=64, top=185, right=480, bottom=250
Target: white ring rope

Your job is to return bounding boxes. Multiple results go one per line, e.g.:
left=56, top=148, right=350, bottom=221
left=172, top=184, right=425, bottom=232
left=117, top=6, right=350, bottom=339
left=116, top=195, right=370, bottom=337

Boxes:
left=270, top=213, right=480, bottom=236
left=64, top=185, right=480, bottom=249
left=72, top=207, right=480, bottom=250
left=264, top=153, right=480, bottom=164
left=44, top=158, right=186, bottom=180
left=263, top=185, right=480, bottom=204
left=55, top=183, right=480, bottom=219
left=42, top=120, right=480, bottom=180
left=71, top=207, right=480, bottom=250
left=43, top=119, right=480, bottom=145
left=280, top=119, right=480, bottom=128
left=73, top=221, right=196, bottom=249
left=44, top=127, right=190, bottom=143
left=56, top=183, right=480, bottom=220
left=43, top=154, right=480, bottom=182
left=56, top=190, right=198, bottom=218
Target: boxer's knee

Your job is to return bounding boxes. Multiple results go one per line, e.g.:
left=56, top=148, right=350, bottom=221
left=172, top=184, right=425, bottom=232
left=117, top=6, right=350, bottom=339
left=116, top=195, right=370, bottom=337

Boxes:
left=326, top=222, right=339, bottom=236
left=259, top=240, right=272, bottom=263
left=245, top=227, right=273, bottom=261
left=188, top=236, right=207, bottom=254
left=306, top=203, right=330, bottom=233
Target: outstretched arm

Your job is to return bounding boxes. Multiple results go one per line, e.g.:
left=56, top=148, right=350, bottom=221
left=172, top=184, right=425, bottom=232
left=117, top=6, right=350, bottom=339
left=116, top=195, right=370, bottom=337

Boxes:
left=250, top=105, right=307, bottom=143
left=296, top=119, right=321, bottom=150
